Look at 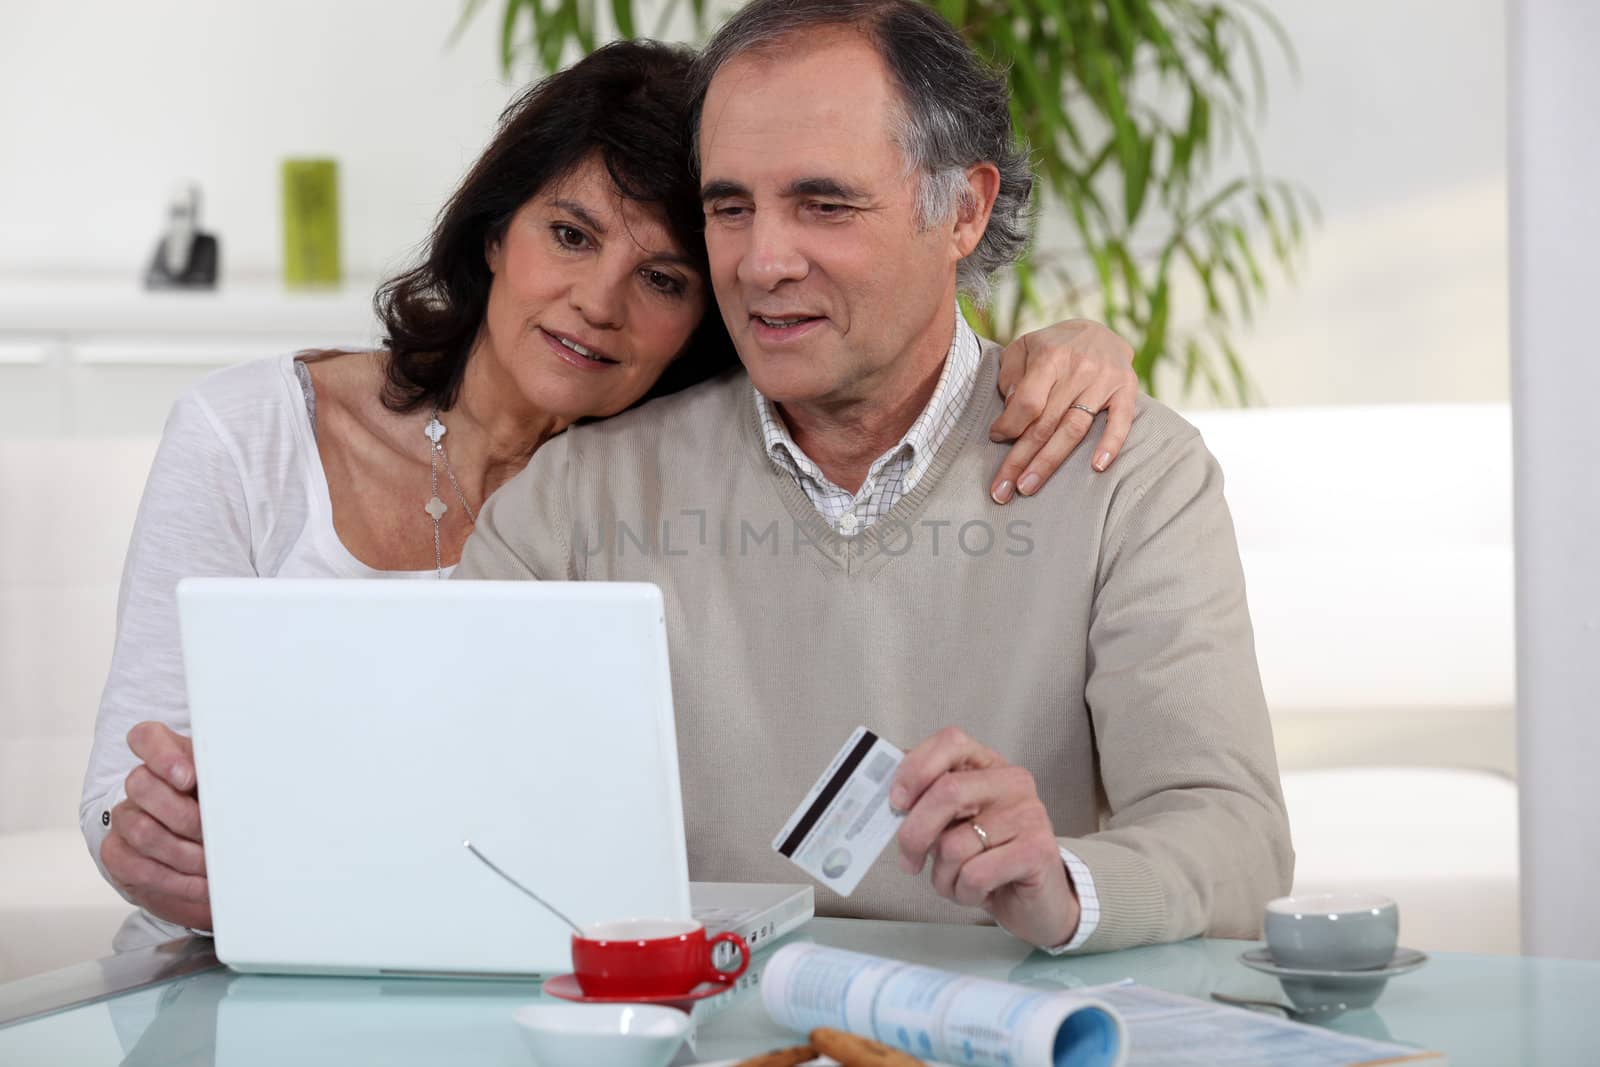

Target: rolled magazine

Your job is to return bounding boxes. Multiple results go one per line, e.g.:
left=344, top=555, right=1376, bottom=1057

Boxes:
left=760, top=943, right=1126, bottom=1067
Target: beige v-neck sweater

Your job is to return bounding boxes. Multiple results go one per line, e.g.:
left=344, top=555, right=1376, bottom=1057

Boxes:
left=455, top=355, right=1292, bottom=953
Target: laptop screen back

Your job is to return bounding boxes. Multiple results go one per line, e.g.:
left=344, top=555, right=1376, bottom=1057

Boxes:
left=178, top=578, right=691, bottom=976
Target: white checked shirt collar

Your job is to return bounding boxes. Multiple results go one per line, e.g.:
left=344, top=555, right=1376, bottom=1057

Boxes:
left=755, top=307, right=983, bottom=536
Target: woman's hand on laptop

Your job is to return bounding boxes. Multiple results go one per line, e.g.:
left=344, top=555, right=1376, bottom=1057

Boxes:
left=101, top=721, right=212, bottom=931
left=890, top=727, right=1081, bottom=950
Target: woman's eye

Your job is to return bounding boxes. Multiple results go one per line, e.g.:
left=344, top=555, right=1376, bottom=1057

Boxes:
left=552, top=224, right=590, bottom=250
left=642, top=269, right=685, bottom=296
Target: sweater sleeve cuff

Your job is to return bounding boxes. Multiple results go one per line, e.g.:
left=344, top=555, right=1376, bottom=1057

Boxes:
left=1041, top=845, right=1101, bottom=954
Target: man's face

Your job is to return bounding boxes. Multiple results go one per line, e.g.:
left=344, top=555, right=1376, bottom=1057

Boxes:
left=698, top=31, right=964, bottom=408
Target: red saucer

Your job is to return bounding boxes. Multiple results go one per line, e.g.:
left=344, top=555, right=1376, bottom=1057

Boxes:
left=540, top=973, right=733, bottom=1013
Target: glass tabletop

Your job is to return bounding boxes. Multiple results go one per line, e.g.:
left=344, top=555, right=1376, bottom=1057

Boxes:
left=3, top=918, right=1598, bottom=1066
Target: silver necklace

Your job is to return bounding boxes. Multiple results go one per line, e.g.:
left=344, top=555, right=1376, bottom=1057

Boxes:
left=424, top=409, right=478, bottom=578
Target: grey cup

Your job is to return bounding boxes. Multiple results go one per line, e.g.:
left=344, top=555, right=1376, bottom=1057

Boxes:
left=1264, top=893, right=1399, bottom=972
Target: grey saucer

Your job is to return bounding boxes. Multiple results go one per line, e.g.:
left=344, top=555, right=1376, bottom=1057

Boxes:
left=1239, top=947, right=1427, bottom=1015
left=1240, top=946, right=1428, bottom=980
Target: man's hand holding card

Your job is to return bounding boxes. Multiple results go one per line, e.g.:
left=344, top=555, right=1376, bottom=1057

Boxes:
left=774, top=726, right=1082, bottom=950
left=891, top=726, right=1082, bottom=949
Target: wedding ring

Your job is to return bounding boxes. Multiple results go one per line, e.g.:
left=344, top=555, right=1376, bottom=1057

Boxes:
left=1069, top=402, right=1099, bottom=416
left=971, top=821, right=992, bottom=851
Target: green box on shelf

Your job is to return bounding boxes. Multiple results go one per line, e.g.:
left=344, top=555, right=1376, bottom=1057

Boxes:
left=281, top=159, right=341, bottom=287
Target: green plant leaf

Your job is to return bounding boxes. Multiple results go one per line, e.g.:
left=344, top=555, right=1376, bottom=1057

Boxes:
left=1181, top=335, right=1204, bottom=395
left=1254, top=190, right=1290, bottom=262
left=610, top=0, right=636, bottom=38
left=1216, top=251, right=1254, bottom=322
left=532, top=1, right=559, bottom=71
left=1133, top=278, right=1169, bottom=381
left=577, top=0, right=597, bottom=53
left=1186, top=88, right=1210, bottom=157
left=1124, top=131, right=1153, bottom=223
left=526, top=0, right=549, bottom=68
left=1089, top=241, right=1117, bottom=321
left=1008, top=257, right=1039, bottom=341
left=993, top=15, right=1065, bottom=133
left=1111, top=240, right=1144, bottom=315
left=498, top=0, right=525, bottom=75
left=1228, top=221, right=1266, bottom=289
left=1180, top=238, right=1223, bottom=316
left=1220, top=333, right=1254, bottom=405
left=959, top=293, right=994, bottom=340
left=1104, top=0, right=1139, bottom=68
left=1091, top=55, right=1147, bottom=224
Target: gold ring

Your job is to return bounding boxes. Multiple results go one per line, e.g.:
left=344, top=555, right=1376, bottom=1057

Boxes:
left=971, top=821, right=992, bottom=850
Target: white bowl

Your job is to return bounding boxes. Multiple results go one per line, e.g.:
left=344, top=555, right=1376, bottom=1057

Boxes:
left=512, top=1002, right=691, bottom=1067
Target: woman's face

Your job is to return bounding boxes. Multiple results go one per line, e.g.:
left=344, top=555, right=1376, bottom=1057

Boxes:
left=479, top=155, right=708, bottom=420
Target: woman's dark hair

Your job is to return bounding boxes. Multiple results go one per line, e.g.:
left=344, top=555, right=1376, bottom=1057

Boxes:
left=377, top=39, right=736, bottom=415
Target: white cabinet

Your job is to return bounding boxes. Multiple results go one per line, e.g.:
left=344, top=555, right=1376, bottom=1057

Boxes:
left=0, top=278, right=381, bottom=436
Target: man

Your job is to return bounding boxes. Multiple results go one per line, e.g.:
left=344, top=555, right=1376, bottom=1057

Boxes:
left=466, top=0, right=1293, bottom=953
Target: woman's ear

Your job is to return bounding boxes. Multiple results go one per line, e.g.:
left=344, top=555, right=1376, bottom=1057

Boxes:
left=485, top=236, right=503, bottom=275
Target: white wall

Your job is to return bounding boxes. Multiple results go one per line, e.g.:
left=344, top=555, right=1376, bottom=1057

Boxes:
left=0, top=0, right=520, bottom=283
left=1509, top=0, right=1600, bottom=962
left=0, top=0, right=1508, bottom=409
left=1147, top=0, right=1509, bottom=407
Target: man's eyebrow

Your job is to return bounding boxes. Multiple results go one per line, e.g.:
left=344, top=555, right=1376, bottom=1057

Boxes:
left=551, top=199, right=606, bottom=235
left=701, top=179, right=749, bottom=203
left=784, top=177, right=870, bottom=201
left=700, top=177, right=871, bottom=203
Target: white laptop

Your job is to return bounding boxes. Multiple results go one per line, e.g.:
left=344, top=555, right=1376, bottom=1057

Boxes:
left=177, top=578, right=811, bottom=977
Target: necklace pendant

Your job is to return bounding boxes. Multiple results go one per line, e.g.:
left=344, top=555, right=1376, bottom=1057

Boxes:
left=424, top=495, right=449, bottom=521
left=425, top=414, right=447, bottom=445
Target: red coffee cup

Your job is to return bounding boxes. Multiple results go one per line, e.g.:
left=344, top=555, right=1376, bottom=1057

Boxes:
left=571, top=918, right=750, bottom=997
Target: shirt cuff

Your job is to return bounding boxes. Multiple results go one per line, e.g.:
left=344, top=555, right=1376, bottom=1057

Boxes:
left=87, top=780, right=214, bottom=937
left=84, top=781, right=130, bottom=898
left=1041, top=844, right=1101, bottom=955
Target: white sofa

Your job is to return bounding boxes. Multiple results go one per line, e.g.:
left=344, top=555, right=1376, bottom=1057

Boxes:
left=0, top=404, right=1518, bottom=983
left=1187, top=404, right=1519, bottom=955
left=0, top=437, right=161, bottom=983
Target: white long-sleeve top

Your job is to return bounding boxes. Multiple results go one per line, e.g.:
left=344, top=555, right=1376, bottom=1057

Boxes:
left=80, top=352, right=441, bottom=945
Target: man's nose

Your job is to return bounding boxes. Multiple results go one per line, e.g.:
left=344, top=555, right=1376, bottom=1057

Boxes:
left=738, top=216, right=808, bottom=290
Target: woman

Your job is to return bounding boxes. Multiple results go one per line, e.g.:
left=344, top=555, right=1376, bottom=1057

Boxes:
left=82, top=40, right=1140, bottom=945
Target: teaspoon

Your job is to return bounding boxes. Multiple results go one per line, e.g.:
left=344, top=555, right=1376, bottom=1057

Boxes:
left=463, top=838, right=585, bottom=936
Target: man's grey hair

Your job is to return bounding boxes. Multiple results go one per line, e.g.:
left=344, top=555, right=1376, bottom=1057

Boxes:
left=689, top=0, right=1034, bottom=305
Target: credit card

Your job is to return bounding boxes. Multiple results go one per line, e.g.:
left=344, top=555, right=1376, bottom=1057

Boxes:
left=772, top=726, right=905, bottom=897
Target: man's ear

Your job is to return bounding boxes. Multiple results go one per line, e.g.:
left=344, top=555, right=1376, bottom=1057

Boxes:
left=951, top=162, right=1001, bottom=260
